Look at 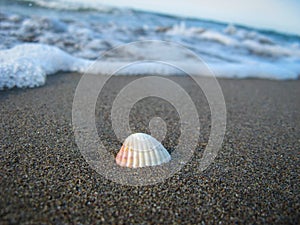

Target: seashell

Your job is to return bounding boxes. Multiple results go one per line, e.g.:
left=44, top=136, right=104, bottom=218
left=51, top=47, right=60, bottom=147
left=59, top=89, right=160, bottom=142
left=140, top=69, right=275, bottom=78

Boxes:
left=116, top=133, right=171, bottom=168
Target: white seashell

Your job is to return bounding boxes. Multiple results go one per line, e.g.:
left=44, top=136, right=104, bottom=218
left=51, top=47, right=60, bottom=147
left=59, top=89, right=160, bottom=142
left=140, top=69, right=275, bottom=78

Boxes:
left=116, top=133, right=171, bottom=168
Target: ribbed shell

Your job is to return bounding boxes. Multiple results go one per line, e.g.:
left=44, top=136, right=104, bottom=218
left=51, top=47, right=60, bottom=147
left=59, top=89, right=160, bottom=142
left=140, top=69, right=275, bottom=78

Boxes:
left=116, top=133, right=171, bottom=168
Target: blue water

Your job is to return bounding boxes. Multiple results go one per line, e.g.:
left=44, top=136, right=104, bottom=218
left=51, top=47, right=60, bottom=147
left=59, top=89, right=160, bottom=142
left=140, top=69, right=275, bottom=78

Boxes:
left=1, top=0, right=300, bottom=89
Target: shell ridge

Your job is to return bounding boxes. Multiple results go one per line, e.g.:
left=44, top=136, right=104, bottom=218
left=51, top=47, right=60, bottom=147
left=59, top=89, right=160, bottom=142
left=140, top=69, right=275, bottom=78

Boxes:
left=115, top=133, right=171, bottom=168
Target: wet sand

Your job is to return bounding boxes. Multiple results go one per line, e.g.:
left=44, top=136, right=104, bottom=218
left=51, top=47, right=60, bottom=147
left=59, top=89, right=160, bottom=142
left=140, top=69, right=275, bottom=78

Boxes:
left=0, top=73, right=299, bottom=224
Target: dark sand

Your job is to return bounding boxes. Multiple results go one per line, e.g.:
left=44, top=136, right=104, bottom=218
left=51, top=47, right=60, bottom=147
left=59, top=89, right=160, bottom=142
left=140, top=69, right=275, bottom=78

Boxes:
left=0, top=73, right=299, bottom=224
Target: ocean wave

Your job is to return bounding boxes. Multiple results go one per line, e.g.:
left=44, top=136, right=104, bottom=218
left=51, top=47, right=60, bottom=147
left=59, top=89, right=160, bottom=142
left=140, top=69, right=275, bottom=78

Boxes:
left=166, top=22, right=300, bottom=58
left=1, top=1, right=300, bottom=89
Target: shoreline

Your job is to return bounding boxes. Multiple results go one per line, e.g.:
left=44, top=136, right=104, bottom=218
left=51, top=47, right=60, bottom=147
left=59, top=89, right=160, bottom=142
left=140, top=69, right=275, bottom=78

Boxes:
left=0, top=73, right=299, bottom=224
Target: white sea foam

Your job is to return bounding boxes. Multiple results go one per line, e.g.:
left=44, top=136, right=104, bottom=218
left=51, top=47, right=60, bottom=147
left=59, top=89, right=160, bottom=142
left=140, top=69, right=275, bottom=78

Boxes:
left=0, top=44, right=91, bottom=89
left=199, top=31, right=238, bottom=46
left=166, top=21, right=205, bottom=37
left=242, top=40, right=300, bottom=57
left=1, top=42, right=299, bottom=90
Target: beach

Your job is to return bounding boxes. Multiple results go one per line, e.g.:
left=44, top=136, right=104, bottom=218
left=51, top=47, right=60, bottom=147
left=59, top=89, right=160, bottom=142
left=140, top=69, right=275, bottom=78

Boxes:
left=0, top=73, right=299, bottom=224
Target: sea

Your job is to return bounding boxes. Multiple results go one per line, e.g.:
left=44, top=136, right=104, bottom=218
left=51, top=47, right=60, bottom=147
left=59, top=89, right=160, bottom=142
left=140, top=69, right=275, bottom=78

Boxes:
left=1, top=0, right=300, bottom=89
